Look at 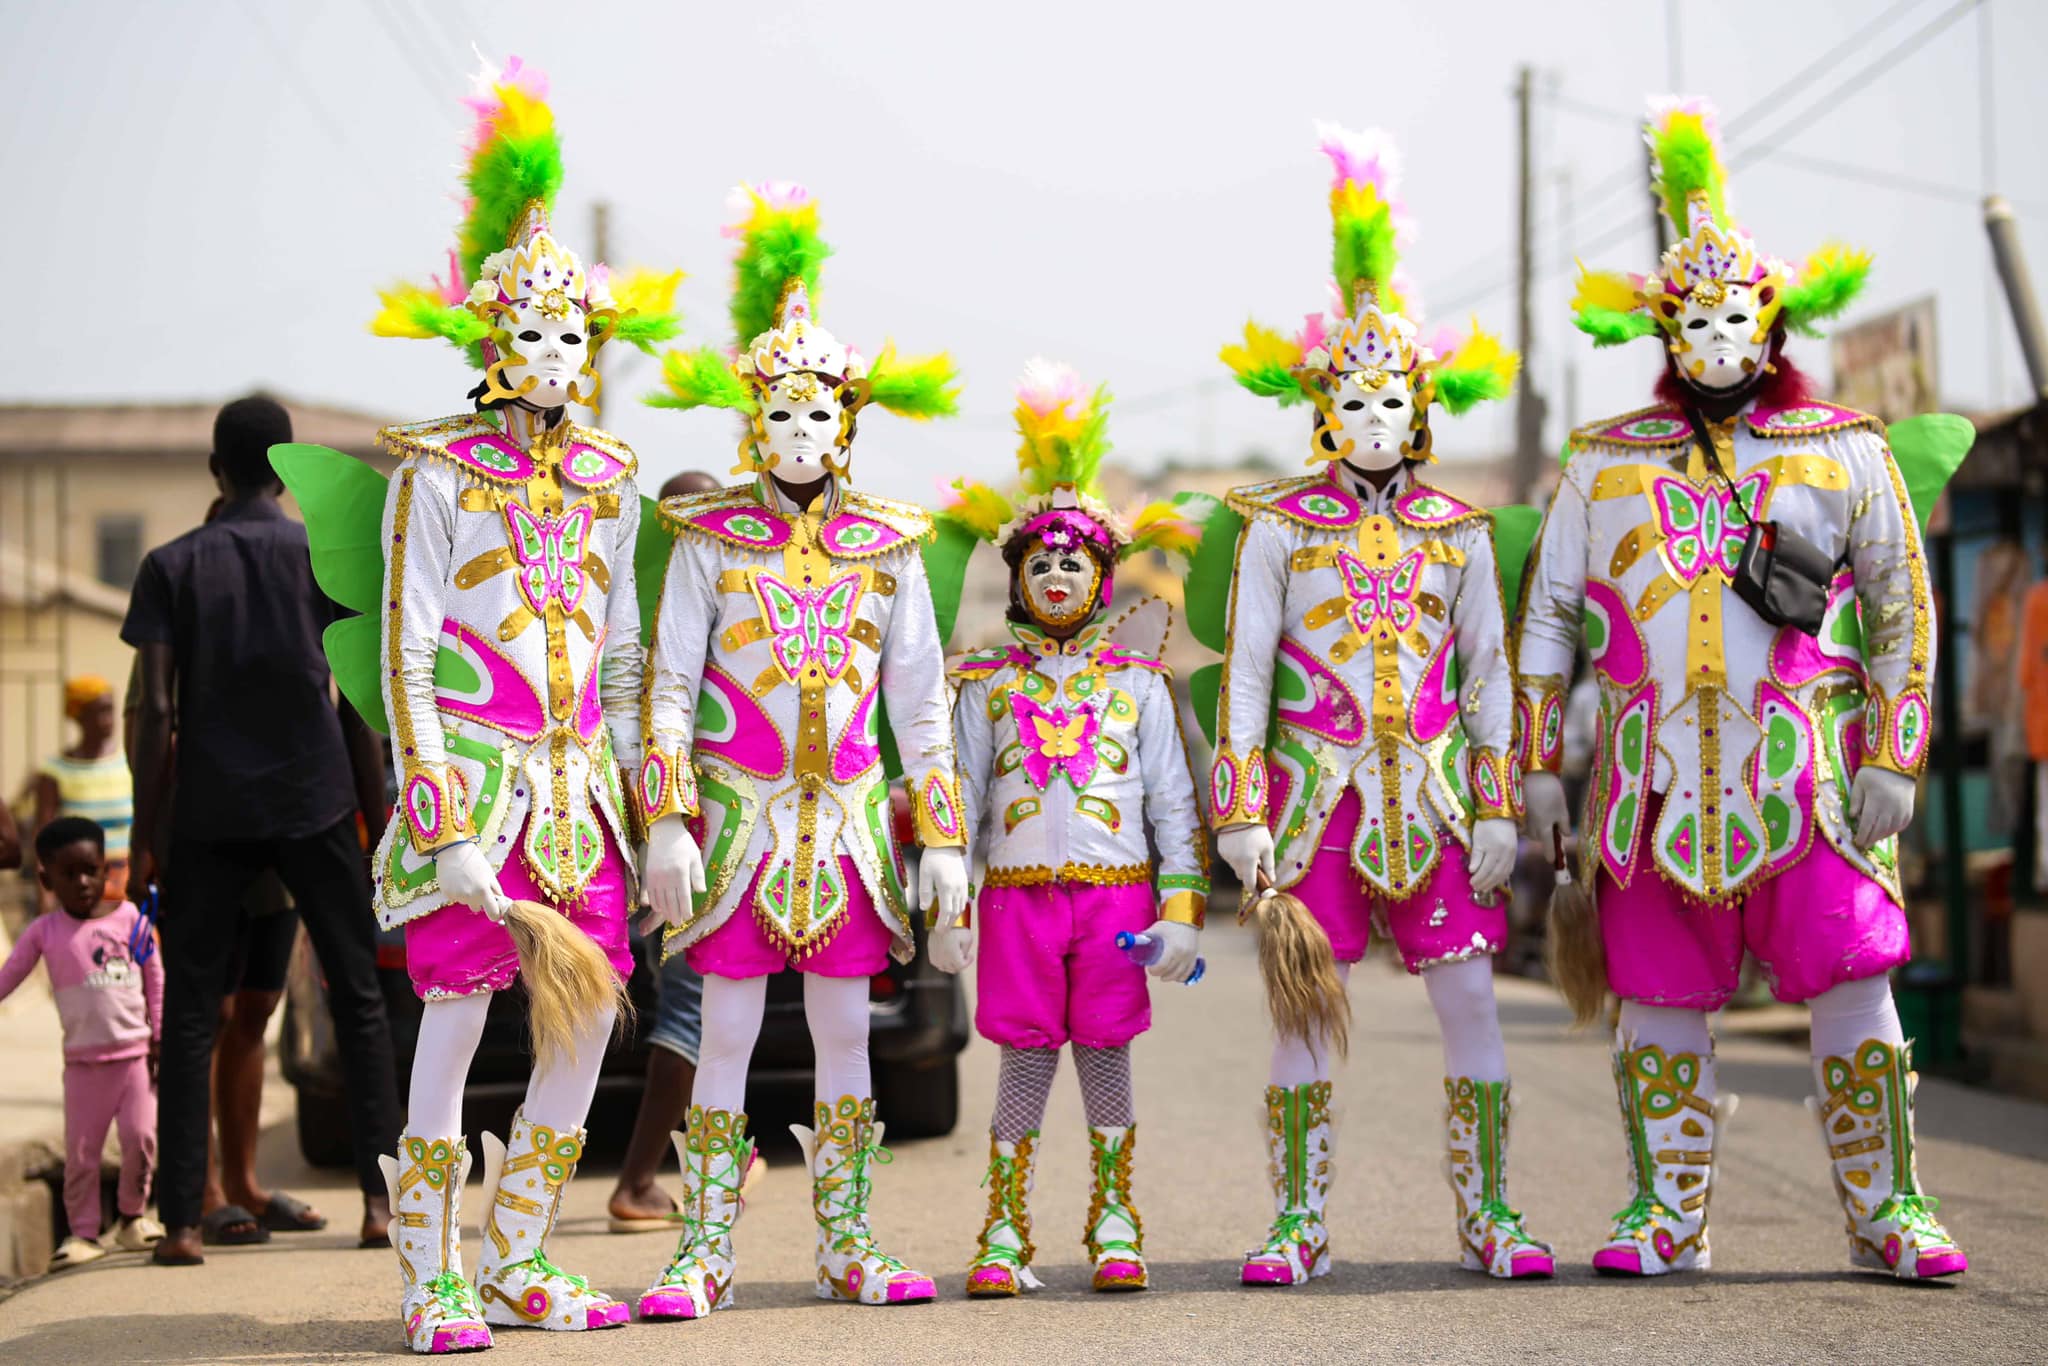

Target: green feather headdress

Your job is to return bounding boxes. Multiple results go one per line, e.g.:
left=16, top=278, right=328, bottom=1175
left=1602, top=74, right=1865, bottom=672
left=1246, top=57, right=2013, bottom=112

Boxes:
left=368, top=56, right=683, bottom=380
left=1571, top=97, right=1870, bottom=349
left=645, top=184, right=959, bottom=458
left=1220, top=124, right=1518, bottom=452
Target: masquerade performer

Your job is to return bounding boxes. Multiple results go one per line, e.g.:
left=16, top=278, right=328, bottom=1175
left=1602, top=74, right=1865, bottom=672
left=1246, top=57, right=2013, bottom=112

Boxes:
left=929, top=361, right=1206, bottom=1296
left=1522, top=99, right=1971, bottom=1279
left=637, top=184, right=966, bottom=1317
left=1201, top=125, right=1548, bottom=1285
left=280, top=56, right=683, bottom=1352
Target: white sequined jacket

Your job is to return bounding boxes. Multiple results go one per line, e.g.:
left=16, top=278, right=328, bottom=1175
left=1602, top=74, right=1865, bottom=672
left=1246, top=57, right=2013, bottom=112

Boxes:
left=370, top=411, right=644, bottom=930
left=1516, top=399, right=1933, bottom=905
left=1212, top=464, right=1519, bottom=900
left=950, top=612, right=1209, bottom=927
left=642, top=477, right=965, bottom=962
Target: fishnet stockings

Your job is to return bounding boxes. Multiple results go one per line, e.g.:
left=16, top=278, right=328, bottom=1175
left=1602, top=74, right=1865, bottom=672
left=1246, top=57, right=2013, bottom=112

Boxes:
left=993, top=1047, right=1059, bottom=1142
left=991, top=1043, right=1139, bottom=1140
left=1072, top=1044, right=1134, bottom=1128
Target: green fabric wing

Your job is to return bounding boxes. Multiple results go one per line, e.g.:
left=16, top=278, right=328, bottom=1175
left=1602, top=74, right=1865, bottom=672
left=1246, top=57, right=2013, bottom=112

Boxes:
left=272, top=443, right=388, bottom=615
left=323, top=615, right=388, bottom=736
left=1188, top=661, right=1223, bottom=748
left=272, top=443, right=390, bottom=734
left=923, top=519, right=981, bottom=648
left=634, top=494, right=674, bottom=638
left=1174, top=491, right=1239, bottom=655
left=1886, top=413, right=1976, bottom=537
left=1488, top=504, right=1543, bottom=622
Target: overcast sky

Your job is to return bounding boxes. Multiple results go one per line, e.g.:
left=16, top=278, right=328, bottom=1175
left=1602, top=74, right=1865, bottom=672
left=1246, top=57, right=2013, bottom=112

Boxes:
left=8, top=0, right=2044, bottom=500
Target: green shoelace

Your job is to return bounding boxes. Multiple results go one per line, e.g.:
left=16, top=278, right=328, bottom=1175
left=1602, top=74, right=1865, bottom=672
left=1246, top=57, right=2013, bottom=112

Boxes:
left=1257, top=1210, right=1324, bottom=1253
left=973, top=1151, right=1030, bottom=1268
left=423, top=1270, right=482, bottom=1319
left=1608, top=1192, right=1673, bottom=1234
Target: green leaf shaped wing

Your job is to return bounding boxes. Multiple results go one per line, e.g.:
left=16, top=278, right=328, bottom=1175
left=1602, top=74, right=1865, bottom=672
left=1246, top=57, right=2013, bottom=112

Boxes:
left=271, top=443, right=390, bottom=733
left=1885, top=413, right=1975, bottom=538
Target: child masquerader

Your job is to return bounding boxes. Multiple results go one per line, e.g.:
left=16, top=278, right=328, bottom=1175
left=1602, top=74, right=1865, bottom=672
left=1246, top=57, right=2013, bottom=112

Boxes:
left=931, top=361, right=1208, bottom=1295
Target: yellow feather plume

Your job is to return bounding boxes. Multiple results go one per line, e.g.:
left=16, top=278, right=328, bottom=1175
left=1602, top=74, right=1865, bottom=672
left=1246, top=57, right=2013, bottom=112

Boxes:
left=492, top=84, right=554, bottom=143
left=1571, top=264, right=1643, bottom=317
left=369, top=285, right=446, bottom=339
left=1125, top=500, right=1200, bottom=561
left=1444, top=323, right=1519, bottom=384
left=608, top=267, right=683, bottom=317
left=1014, top=408, right=1086, bottom=481
left=1220, top=320, right=1305, bottom=377
left=941, top=479, right=1014, bottom=543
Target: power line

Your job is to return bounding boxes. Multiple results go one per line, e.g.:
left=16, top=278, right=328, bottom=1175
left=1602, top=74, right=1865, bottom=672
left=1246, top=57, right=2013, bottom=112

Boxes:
left=1754, top=146, right=2043, bottom=214
left=362, top=0, right=458, bottom=113
left=1440, top=0, right=1990, bottom=319
left=231, top=0, right=384, bottom=181
left=1727, top=0, right=1984, bottom=168
left=406, top=0, right=477, bottom=63
left=1721, top=0, right=1933, bottom=137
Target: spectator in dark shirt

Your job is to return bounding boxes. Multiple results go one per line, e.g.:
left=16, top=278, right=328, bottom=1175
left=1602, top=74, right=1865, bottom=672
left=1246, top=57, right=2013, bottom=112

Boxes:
left=123, top=395, right=400, bottom=1267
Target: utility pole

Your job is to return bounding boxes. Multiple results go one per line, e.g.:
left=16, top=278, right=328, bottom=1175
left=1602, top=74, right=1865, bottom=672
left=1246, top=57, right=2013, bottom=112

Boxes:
left=1985, top=197, right=2048, bottom=397
left=1556, top=167, right=1579, bottom=434
left=1665, top=0, right=1683, bottom=90
left=591, top=200, right=614, bottom=409
left=1512, top=66, right=1547, bottom=503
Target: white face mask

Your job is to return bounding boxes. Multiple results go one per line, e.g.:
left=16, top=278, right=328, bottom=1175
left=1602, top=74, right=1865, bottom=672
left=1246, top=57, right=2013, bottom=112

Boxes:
left=1674, top=283, right=1770, bottom=391
left=1326, top=368, right=1414, bottom=470
left=500, top=302, right=590, bottom=408
left=760, top=374, right=842, bottom=486
left=1022, top=546, right=1099, bottom=628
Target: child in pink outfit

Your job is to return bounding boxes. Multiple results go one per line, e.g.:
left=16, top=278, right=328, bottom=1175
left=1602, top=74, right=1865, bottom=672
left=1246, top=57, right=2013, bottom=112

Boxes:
left=0, top=817, right=162, bottom=1265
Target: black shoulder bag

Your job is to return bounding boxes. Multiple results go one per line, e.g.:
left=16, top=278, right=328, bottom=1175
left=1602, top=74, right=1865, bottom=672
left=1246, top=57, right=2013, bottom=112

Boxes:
left=1690, top=415, right=1833, bottom=638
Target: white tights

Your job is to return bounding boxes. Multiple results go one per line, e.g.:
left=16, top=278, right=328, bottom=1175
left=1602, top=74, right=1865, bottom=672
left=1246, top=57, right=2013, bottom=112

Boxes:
left=1268, top=956, right=1513, bottom=1088
left=691, top=972, right=874, bottom=1114
left=406, top=991, right=616, bottom=1138
left=1269, top=962, right=1351, bottom=1087
left=1423, top=956, right=1510, bottom=1081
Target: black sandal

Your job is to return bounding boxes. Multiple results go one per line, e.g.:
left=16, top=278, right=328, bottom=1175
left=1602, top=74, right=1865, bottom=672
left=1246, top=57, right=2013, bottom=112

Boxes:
left=256, top=1192, right=328, bottom=1233
left=200, top=1204, right=270, bottom=1245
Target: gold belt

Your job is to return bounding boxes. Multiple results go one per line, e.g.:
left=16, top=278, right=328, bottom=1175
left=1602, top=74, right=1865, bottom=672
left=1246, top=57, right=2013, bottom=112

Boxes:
left=982, top=862, right=1150, bottom=888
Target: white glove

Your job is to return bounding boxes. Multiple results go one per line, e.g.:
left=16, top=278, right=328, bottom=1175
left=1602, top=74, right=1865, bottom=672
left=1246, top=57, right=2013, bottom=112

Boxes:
left=644, top=818, right=707, bottom=930
left=1466, top=818, right=1519, bottom=896
left=1140, top=918, right=1201, bottom=984
left=1218, top=823, right=1276, bottom=890
left=928, top=924, right=974, bottom=975
left=1522, top=771, right=1571, bottom=853
left=1850, top=766, right=1916, bottom=848
left=435, top=841, right=510, bottom=923
left=918, top=846, right=969, bottom=929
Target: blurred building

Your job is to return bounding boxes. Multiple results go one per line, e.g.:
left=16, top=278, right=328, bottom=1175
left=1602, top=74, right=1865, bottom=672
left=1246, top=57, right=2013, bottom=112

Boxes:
left=0, top=397, right=394, bottom=799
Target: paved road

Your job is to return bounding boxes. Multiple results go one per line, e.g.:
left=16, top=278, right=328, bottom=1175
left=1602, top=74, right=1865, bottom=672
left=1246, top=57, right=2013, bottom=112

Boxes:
left=5, top=923, right=2045, bottom=1364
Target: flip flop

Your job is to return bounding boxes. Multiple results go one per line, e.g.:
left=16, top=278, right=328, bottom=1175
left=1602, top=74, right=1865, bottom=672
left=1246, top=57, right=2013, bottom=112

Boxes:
left=200, top=1204, right=270, bottom=1246
left=607, top=1192, right=682, bottom=1234
left=256, top=1192, right=328, bottom=1233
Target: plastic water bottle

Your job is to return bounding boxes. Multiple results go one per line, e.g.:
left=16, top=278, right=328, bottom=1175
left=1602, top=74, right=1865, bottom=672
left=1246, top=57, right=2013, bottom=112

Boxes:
left=1113, top=931, right=1205, bottom=985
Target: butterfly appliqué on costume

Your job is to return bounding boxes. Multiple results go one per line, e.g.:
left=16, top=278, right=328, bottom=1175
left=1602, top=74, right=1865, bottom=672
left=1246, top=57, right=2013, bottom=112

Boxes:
left=1009, top=692, right=1104, bottom=791
left=1335, top=547, right=1425, bottom=637
left=753, top=571, right=864, bottom=682
left=504, top=501, right=596, bottom=616
left=1650, top=471, right=1770, bottom=585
